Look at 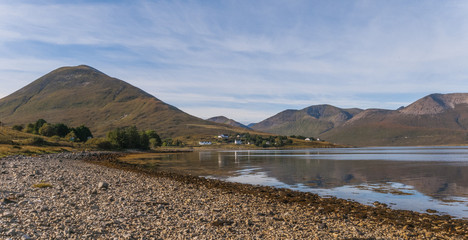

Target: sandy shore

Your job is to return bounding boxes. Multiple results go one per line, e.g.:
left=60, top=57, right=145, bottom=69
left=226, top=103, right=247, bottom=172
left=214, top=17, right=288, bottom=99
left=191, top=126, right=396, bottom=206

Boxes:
left=1, top=152, right=467, bottom=239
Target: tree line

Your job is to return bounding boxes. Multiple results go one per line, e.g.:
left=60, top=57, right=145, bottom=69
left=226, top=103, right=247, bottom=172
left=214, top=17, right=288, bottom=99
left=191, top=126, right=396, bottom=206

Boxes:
left=12, top=120, right=164, bottom=150
left=13, top=119, right=92, bottom=142
left=106, top=126, right=162, bottom=150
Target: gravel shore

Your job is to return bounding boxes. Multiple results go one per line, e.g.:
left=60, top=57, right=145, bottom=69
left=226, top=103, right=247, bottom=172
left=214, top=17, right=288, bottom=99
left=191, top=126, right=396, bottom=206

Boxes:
left=1, top=152, right=467, bottom=239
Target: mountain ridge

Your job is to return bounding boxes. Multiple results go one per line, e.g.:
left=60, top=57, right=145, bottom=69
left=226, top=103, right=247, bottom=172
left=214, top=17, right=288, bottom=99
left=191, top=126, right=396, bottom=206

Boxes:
left=206, top=116, right=251, bottom=129
left=251, top=104, right=363, bottom=137
left=254, top=93, right=468, bottom=146
left=0, top=65, right=245, bottom=138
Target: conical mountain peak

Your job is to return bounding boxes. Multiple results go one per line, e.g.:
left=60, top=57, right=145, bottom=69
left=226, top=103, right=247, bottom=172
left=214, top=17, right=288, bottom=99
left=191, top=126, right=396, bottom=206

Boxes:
left=0, top=65, right=230, bottom=137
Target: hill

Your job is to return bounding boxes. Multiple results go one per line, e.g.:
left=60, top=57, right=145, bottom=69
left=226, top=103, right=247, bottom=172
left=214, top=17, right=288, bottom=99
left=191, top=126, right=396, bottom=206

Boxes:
left=253, top=94, right=468, bottom=146
left=206, top=116, right=251, bottom=129
left=0, top=65, right=245, bottom=138
left=322, top=93, right=468, bottom=146
left=251, top=105, right=362, bottom=137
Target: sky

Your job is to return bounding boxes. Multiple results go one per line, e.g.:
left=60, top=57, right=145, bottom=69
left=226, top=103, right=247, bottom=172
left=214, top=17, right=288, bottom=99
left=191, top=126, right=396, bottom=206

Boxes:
left=1, top=0, right=468, bottom=124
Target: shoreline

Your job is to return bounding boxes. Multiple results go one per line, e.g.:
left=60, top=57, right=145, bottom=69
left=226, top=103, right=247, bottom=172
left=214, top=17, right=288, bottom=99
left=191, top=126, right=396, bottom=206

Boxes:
left=1, top=152, right=467, bottom=239
left=88, top=153, right=468, bottom=235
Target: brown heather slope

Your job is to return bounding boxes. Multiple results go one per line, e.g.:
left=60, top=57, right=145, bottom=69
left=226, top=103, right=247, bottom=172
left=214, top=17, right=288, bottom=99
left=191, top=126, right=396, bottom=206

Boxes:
left=251, top=105, right=363, bottom=137
left=321, top=94, right=468, bottom=146
left=251, top=93, right=468, bottom=146
left=0, top=65, right=246, bottom=138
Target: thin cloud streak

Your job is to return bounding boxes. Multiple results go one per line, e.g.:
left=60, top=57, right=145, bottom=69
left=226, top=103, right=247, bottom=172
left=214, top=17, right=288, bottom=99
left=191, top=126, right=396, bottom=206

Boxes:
left=1, top=1, right=468, bottom=123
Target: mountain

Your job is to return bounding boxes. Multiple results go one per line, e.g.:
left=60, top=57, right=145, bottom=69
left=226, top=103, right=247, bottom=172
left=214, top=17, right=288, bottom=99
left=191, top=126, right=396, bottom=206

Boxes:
left=322, top=93, right=468, bottom=146
left=251, top=105, right=363, bottom=137
left=399, top=93, right=468, bottom=115
left=206, top=116, right=251, bottom=129
left=0, top=65, right=243, bottom=137
left=253, top=93, right=468, bottom=146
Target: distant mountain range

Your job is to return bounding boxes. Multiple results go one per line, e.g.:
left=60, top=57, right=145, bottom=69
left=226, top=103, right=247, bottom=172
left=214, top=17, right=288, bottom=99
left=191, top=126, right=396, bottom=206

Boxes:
left=251, top=93, right=468, bottom=146
left=1, top=65, right=467, bottom=146
left=206, top=116, right=251, bottom=129
left=0, top=65, right=245, bottom=137
left=251, top=105, right=362, bottom=137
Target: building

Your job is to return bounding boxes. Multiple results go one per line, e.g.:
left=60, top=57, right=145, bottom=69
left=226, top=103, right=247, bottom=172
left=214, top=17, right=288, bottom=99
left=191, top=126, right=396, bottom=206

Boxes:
left=218, top=134, right=229, bottom=139
left=199, top=141, right=212, bottom=145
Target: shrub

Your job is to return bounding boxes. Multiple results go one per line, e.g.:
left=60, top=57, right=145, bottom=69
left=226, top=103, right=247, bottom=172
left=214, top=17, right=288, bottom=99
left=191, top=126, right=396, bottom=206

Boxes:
left=28, top=137, right=47, bottom=146
left=149, top=138, right=160, bottom=149
left=12, top=125, right=24, bottom=131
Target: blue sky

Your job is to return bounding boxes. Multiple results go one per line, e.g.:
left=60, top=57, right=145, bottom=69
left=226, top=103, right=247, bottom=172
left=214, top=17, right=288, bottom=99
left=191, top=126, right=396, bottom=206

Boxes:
left=1, top=0, right=468, bottom=124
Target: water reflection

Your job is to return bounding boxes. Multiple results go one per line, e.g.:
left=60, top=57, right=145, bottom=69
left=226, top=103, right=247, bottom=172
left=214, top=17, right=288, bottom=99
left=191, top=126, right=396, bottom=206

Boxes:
left=136, top=147, right=468, bottom=218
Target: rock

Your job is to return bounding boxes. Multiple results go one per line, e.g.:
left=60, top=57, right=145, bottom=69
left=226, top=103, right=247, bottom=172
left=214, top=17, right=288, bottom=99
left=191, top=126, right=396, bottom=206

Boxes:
left=21, top=234, right=32, bottom=240
left=1, top=198, right=16, bottom=204
left=98, top=182, right=109, bottom=190
left=5, top=228, right=17, bottom=236
left=1, top=212, right=14, bottom=218
left=0, top=152, right=464, bottom=239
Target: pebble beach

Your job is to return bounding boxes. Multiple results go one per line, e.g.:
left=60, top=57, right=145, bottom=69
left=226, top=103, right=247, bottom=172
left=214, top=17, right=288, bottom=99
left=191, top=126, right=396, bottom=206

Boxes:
left=1, top=152, right=467, bottom=239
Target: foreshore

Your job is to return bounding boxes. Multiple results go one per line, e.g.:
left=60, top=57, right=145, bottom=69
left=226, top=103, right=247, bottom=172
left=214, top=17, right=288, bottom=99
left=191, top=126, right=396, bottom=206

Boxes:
left=1, top=152, right=467, bottom=239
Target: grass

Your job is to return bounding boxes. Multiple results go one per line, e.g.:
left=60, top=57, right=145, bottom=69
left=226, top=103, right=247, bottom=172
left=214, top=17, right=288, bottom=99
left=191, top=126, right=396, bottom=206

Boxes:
left=0, top=126, right=75, bottom=157
left=32, top=182, right=53, bottom=188
left=0, top=144, right=74, bottom=158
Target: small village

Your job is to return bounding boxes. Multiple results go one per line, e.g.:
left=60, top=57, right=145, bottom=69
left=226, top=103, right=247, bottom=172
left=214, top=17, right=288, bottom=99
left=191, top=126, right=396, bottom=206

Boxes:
left=198, top=133, right=320, bottom=147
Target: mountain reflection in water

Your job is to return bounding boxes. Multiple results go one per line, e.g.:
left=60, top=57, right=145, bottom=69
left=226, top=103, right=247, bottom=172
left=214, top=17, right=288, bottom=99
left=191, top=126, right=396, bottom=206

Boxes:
left=132, top=147, right=468, bottom=219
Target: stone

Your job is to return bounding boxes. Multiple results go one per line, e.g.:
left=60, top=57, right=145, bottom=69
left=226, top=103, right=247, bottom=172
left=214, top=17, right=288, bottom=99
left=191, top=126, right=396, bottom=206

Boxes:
left=22, top=234, right=32, bottom=240
left=98, top=182, right=109, bottom=190
left=1, top=198, right=16, bottom=204
left=0, top=152, right=464, bottom=239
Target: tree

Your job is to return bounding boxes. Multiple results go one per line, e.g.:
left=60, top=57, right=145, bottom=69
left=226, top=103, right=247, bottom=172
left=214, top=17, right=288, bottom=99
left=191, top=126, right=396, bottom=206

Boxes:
left=72, top=125, right=93, bottom=142
left=38, top=123, right=56, bottom=137
left=275, top=137, right=284, bottom=147
left=146, top=130, right=161, bottom=147
left=125, top=126, right=140, bottom=149
left=106, top=126, right=161, bottom=150
left=24, top=123, right=35, bottom=133
left=54, top=123, right=70, bottom=138
left=139, top=131, right=150, bottom=150
left=107, top=128, right=126, bottom=148
left=34, top=119, right=47, bottom=134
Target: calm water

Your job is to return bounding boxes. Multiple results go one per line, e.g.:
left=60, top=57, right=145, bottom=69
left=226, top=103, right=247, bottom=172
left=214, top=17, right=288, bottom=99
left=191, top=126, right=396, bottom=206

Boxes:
left=133, top=146, right=468, bottom=219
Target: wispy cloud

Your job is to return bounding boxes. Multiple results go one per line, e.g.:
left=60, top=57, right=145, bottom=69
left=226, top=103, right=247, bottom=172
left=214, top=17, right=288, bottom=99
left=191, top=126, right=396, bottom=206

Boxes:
left=1, top=0, right=468, bottom=122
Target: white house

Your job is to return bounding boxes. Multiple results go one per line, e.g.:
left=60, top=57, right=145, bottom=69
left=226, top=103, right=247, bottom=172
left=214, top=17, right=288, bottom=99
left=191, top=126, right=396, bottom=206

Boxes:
left=218, top=134, right=229, bottom=139
left=199, top=141, right=212, bottom=145
left=305, top=138, right=311, bottom=141
left=234, top=139, right=242, bottom=145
